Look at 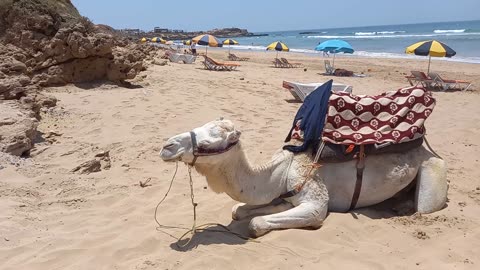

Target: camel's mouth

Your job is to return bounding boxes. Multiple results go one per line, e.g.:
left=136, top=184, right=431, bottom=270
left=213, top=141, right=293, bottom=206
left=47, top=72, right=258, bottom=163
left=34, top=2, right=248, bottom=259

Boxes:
left=160, top=143, right=184, bottom=162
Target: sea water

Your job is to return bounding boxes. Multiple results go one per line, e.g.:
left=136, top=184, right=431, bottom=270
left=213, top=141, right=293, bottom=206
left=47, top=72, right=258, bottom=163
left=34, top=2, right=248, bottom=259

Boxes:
left=224, top=20, right=480, bottom=64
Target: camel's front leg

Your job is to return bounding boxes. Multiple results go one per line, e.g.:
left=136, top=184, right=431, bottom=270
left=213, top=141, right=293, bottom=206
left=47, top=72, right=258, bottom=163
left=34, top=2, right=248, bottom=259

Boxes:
left=232, top=200, right=293, bottom=220
left=248, top=201, right=328, bottom=238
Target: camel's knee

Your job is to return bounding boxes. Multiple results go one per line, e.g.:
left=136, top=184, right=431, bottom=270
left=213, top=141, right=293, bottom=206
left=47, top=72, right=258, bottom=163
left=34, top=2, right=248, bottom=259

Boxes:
left=232, top=203, right=248, bottom=220
left=416, top=157, right=448, bottom=214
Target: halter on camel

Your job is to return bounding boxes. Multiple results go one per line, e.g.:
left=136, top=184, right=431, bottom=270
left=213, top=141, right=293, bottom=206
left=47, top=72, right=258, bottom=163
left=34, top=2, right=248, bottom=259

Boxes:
left=188, top=131, right=239, bottom=166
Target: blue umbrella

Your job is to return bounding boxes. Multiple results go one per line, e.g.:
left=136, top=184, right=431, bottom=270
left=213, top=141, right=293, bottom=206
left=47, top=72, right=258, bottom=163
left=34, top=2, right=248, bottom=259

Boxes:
left=315, top=39, right=354, bottom=68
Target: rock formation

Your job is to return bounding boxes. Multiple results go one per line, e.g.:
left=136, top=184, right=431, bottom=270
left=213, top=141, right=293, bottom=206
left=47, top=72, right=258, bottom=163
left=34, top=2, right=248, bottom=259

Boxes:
left=0, top=0, right=156, bottom=157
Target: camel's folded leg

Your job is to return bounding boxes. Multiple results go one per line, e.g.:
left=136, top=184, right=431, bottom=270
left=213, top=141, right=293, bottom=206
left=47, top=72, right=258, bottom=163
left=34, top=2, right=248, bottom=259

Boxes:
left=248, top=201, right=328, bottom=238
left=415, top=157, right=448, bottom=214
left=232, top=200, right=293, bottom=220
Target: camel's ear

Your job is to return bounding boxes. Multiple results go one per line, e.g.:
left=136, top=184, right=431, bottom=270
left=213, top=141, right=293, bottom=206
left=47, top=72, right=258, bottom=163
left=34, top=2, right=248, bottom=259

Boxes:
left=227, top=130, right=241, bottom=143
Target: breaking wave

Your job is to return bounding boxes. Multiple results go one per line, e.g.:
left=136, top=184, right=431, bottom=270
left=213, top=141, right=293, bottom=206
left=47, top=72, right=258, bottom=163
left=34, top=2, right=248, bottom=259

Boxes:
left=354, top=31, right=406, bottom=35
left=433, top=29, right=465, bottom=33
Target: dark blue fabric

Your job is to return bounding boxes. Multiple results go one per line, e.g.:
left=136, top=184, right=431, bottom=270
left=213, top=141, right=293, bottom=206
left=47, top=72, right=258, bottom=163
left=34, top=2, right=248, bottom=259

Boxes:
left=283, top=80, right=333, bottom=153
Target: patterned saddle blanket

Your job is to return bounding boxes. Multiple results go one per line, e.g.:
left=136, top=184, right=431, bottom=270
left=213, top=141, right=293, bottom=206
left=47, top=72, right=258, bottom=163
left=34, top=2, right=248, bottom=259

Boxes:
left=321, top=86, right=435, bottom=145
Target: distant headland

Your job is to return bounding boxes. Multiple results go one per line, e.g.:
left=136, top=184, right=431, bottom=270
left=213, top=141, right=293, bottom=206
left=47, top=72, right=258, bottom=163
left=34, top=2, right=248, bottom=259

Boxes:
left=117, top=27, right=268, bottom=40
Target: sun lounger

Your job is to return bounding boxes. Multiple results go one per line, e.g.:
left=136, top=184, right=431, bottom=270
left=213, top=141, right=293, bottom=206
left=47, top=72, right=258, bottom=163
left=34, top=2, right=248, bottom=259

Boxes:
left=281, top=58, right=302, bottom=68
left=168, top=53, right=196, bottom=64
left=428, top=72, right=472, bottom=91
left=228, top=53, right=249, bottom=61
left=282, top=80, right=353, bottom=102
left=201, top=55, right=240, bottom=71
left=272, top=58, right=288, bottom=68
left=405, top=71, right=434, bottom=88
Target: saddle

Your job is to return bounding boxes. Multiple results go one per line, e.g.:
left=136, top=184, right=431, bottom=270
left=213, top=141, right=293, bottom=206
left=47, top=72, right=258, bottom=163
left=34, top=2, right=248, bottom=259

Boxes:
left=317, top=137, right=424, bottom=163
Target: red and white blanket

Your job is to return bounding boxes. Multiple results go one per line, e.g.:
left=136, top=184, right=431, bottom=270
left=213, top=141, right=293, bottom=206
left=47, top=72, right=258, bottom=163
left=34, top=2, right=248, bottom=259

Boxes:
left=321, top=86, right=435, bottom=145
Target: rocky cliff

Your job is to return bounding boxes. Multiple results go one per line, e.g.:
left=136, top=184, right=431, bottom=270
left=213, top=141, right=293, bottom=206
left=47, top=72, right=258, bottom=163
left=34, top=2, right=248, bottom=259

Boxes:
left=0, top=0, right=156, bottom=157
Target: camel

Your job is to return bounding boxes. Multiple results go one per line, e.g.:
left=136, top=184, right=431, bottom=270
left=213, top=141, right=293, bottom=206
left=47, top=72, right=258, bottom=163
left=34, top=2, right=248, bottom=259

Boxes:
left=160, top=118, right=448, bottom=237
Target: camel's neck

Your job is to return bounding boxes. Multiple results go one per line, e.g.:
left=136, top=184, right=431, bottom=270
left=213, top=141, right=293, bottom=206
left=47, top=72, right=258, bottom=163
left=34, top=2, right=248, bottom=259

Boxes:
left=194, top=143, right=291, bottom=205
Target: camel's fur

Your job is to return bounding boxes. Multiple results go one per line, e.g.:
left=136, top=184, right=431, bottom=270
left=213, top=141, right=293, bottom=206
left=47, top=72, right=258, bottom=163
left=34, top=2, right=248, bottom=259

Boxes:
left=160, top=119, right=448, bottom=237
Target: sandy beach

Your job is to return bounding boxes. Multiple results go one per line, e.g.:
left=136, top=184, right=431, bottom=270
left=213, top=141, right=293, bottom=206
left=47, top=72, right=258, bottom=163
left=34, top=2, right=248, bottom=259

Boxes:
left=1, top=50, right=480, bottom=270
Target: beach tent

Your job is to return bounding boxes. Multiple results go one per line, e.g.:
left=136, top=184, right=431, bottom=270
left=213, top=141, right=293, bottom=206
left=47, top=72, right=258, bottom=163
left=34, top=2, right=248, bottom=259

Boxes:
left=266, top=41, right=289, bottom=58
left=192, top=34, right=222, bottom=55
left=405, top=40, right=456, bottom=73
left=223, top=39, right=239, bottom=54
left=315, top=39, right=354, bottom=68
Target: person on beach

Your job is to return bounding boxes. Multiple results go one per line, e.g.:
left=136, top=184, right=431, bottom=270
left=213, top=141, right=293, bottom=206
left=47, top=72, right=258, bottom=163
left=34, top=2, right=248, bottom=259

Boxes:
left=190, top=42, right=197, bottom=55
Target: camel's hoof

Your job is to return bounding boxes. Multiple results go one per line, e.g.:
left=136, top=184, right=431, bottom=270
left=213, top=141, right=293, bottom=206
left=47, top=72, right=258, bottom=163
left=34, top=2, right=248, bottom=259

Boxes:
left=248, top=217, right=269, bottom=238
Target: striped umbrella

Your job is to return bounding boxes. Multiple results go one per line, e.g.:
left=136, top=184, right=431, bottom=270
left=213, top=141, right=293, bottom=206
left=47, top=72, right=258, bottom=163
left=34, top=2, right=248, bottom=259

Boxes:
left=192, top=34, right=222, bottom=55
left=266, top=41, right=289, bottom=58
left=151, top=37, right=166, bottom=44
left=223, top=39, right=239, bottom=54
left=405, top=40, right=456, bottom=72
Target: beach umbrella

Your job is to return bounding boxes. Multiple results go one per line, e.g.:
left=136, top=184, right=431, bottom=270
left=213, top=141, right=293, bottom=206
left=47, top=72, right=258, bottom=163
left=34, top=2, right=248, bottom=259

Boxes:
left=315, top=39, right=354, bottom=68
left=223, top=39, right=239, bottom=54
left=183, top=39, right=192, bottom=46
left=405, top=40, right=456, bottom=73
left=192, top=34, right=222, bottom=55
left=266, top=41, right=289, bottom=58
left=140, top=37, right=147, bottom=43
left=151, top=37, right=166, bottom=44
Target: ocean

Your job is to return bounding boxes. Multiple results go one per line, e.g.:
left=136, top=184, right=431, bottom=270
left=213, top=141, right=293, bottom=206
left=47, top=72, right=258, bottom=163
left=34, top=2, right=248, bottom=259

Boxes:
left=226, top=20, right=480, bottom=64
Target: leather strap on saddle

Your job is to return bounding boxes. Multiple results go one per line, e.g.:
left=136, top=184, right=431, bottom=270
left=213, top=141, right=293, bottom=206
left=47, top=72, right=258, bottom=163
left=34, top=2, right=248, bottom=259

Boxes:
left=349, top=145, right=365, bottom=211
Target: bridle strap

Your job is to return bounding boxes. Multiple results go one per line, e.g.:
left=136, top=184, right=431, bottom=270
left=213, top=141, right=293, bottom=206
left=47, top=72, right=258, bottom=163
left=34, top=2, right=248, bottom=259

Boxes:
left=189, top=131, right=198, bottom=166
left=188, top=130, right=239, bottom=167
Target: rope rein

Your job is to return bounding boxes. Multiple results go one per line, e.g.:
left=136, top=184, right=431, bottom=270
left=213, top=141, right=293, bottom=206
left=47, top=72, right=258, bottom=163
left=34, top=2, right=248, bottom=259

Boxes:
left=154, top=162, right=256, bottom=249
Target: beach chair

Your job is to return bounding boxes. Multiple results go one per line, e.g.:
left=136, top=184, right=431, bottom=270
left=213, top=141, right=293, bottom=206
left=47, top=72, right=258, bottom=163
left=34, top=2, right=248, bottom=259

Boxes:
left=202, top=55, right=240, bottom=71
left=324, top=60, right=334, bottom=75
left=281, top=58, right=302, bottom=68
left=228, top=53, right=250, bottom=61
left=272, top=58, right=288, bottom=68
left=405, top=71, right=434, bottom=88
left=183, top=55, right=196, bottom=64
left=282, top=80, right=353, bottom=102
left=168, top=53, right=182, bottom=63
left=428, top=72, right=472, bottom=91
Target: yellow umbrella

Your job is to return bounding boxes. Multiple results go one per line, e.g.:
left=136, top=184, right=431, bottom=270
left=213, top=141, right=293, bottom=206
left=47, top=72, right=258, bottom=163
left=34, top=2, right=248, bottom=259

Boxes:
left=151, top=37, right=166, bottom=44
left=183, top=40, right=192, bottom=46
left=223, top=39, right=239, bottom=54
left=192, top=34, right=222, bottom=55
left=405, top=40, right=456, bottom=72
left=140, top=37, right=147, bottom=43
left=266, top=41, right=289, bottom=58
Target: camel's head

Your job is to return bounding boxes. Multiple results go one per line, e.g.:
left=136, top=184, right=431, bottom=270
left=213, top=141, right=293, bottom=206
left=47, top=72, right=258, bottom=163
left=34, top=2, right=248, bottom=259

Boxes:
left=160, top=118, right=241, bottom=164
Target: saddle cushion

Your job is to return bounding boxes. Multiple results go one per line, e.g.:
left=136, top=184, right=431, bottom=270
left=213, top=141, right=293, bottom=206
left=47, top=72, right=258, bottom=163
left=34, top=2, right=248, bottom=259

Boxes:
left=322, top=86, right=435, bottom=145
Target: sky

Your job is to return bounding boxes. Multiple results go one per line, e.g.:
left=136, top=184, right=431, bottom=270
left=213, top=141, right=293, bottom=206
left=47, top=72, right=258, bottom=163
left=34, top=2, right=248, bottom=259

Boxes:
left=72, top=0, right=480, bottom=32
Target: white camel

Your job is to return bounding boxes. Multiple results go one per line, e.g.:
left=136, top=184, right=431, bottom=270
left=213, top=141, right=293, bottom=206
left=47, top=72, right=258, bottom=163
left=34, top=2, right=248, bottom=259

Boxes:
left=160, top=119, right=447, bottom=237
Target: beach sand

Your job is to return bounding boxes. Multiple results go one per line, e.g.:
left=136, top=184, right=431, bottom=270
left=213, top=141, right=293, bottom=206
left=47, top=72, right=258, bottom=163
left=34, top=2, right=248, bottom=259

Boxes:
left=1, top=50, right=480, bottom=269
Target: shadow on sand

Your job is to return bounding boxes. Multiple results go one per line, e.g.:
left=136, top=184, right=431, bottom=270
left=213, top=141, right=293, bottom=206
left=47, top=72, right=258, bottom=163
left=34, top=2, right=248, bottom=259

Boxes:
left=169, top=219, right=253, bottom=251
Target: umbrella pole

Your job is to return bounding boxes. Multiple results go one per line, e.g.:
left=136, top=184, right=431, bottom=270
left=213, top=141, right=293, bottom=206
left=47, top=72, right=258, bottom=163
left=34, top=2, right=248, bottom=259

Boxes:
left=427, top=55, right=431, bottom=73
left=332, top=53, right=336, bottom=69
left=206, top=46, right=208, bottom=56
left=276, top=51, right=278, bottom=59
